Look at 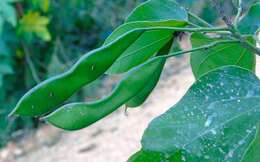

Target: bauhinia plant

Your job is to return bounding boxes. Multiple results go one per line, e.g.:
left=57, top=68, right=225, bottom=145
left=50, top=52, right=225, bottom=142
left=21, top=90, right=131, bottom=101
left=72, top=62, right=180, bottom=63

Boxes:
left=10, top=0, right=260, bottom=161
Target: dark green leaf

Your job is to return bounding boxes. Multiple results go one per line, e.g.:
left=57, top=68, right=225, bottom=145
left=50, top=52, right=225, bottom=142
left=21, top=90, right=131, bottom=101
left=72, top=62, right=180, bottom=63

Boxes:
left=105, top=0, right=188, bottom=74
left=126, top=0, right=187, bottom=22
left=131, top=66, right=260, bottom=162
left=106, top=30, right=172, bottom=74
left=238, top=2, right=260, bottom=35
left=128, top=150, right=184, bottom=162
left=190, top=33, right=255, bottom=79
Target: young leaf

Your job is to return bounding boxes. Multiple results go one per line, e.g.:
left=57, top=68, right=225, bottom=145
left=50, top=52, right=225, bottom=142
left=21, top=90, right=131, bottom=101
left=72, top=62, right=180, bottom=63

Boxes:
left=17, top=11, right=51, bottom=42
left=130, top=66, right=260, bottom=162
left=237, top=2, right=260, bottom=35
left=190, top=33, right=255, bottom=79
left=105, top=0, right=188, bottom=74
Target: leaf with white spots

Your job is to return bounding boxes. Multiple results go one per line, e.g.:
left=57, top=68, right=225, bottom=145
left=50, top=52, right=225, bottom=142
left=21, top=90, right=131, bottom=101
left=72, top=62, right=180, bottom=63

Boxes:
left=129, top=66, right=260, bottom=162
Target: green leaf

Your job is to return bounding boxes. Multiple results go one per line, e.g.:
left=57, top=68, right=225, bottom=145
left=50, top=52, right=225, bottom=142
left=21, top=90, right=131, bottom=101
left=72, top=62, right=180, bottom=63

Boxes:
left=130, top=66, right=260, bottom=162
left=190, top=33, right=255, bottom=79
left=128, top=150, right=183, bottom=162
left=31, top=0, right=50, bottom=13
left=241, top=125, right=260, bottom=162
left=17, top=11, right=51, bottom=42
left=104, top=21, right=187, bottom=45
left=106, top=29, right=172, bottom=74
left=105, top=0, right=188, bottom=74
left=0, top=17, right=3, bottom=34
left=126, top=0, right=187, bottom=22
left=237, top=2, right=260, bottom=35
left=0, top=0, right=17, bottom=27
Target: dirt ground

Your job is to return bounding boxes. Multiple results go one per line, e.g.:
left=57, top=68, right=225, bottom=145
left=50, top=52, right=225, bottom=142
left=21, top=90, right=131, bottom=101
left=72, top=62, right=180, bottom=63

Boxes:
left=1, top=56, right=259, bottom=162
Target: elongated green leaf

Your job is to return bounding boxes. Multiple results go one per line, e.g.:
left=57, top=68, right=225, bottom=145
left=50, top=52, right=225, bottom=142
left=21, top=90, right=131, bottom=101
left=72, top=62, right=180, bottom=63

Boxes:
left=241, top=125, right=260, bottom=162
left=45, top=57, right=166, bottom=130
left=238, top=2, right=260, bottom=35
left=106, top=30, right=172, bottom=74
left=190, top=33, right=255, bottom=79
left=104, top=21, right=187, bottom=45
left=130, top=66, right=260, bottom=162
left=105, top=0, right=188, bottom=74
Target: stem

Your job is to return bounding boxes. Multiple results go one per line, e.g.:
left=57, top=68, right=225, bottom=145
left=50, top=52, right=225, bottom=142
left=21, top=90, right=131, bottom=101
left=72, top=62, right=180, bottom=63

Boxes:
left=22, top=43, right=41, bottom=83
left=228, top=27, right=260, bottom=55
left=16, top=2, right=40, bottom=83
left=146, top=26, right=229, bottom=33
left=234, top=0, right=243, bottom=26
left=212, top=0, right=260, bottom=55
left=188, top=11, right=213, bottom=27
left=161, top=40, right=239, bottom=58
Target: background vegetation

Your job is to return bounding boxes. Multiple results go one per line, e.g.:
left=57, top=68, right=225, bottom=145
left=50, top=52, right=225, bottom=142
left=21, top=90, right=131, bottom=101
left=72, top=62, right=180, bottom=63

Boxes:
left=0, top=0, right=259, bottom=147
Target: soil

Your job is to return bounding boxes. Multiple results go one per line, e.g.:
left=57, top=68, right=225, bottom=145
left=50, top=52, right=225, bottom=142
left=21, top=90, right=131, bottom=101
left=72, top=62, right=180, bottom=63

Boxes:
left=1, top=56, right=259, bottom=162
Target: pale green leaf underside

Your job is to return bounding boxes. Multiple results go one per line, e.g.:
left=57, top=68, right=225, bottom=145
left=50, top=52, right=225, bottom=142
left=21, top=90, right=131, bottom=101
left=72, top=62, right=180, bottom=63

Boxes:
left=130, top=66, right=260, bottom=162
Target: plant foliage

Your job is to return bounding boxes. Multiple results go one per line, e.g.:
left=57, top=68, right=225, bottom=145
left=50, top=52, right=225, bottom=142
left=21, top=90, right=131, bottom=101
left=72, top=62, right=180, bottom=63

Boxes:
left=5, top=0, right=260, bottom=161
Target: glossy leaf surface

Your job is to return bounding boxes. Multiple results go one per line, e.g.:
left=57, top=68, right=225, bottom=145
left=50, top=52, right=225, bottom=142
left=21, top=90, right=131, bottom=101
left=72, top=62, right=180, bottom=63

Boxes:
left=130, top=66, right=260, bottom=162
left=190, top=33, right=255, bottom=79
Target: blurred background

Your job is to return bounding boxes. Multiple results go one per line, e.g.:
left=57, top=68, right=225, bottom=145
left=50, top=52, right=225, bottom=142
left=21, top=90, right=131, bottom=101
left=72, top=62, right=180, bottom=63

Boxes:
left=0, top=0, right=259, bottom=162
